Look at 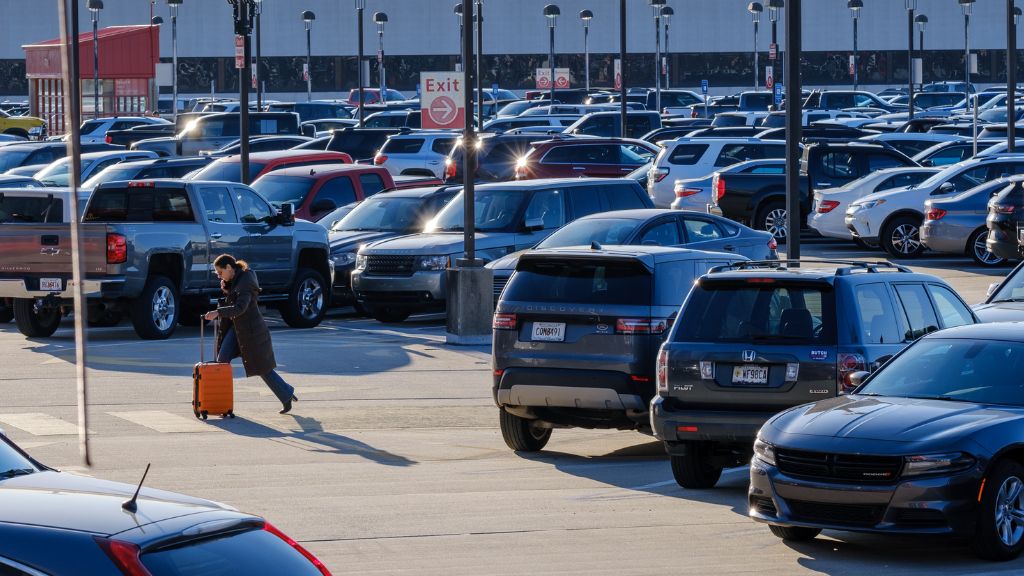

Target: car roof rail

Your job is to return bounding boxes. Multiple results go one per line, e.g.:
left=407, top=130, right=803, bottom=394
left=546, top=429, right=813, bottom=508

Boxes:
left=707, top=259, right=912, bottom=275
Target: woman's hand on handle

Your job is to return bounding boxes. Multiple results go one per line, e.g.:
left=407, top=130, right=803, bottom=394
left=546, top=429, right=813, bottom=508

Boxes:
left=204, top=310, right=219, bottom=321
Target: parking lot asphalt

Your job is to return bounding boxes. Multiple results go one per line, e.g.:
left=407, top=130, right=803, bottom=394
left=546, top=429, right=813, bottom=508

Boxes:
left=0, top=239, right=1019, bottom=575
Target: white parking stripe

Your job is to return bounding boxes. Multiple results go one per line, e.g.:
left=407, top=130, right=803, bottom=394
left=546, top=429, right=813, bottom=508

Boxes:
left=0, top=413, right=79, bottom=436
left=107, top=410, right=217, bottom=433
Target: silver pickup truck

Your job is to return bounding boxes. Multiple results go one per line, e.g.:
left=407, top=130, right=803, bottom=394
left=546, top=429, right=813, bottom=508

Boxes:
left=0, top=180, right=332, bottom=340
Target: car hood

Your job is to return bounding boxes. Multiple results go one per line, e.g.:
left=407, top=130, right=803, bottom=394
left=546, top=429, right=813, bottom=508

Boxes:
left=853, top=185, right=916, bottom=206
left=360, top=231, right=510, bottom=255
left=767, top=395, right=1024, bottom=445
left=972, top=302, right=1024, bottom=323
left=329, top=230, right=402, bottom=252
left=486, top=249, right=530, bottom=272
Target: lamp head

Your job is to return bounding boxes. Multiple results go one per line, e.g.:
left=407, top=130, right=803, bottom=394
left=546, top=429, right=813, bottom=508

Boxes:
left=748, top=2, right=763, bottom=23
left=579, top=9, right=593, bottom=27
left=544, top=4, right=560, bottom=27
left=87, top=0, right=103, bottom=13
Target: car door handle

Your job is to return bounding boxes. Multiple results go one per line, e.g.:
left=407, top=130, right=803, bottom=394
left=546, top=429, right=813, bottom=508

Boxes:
left=723, top=245, right=736, bottom=251
left=427, top=160, right=440, bottom=165
left=210, top=233, right=222, bottom=239
left=816, top=182, right=831, bottom=187
left=572, top=166, right=587, bottom=171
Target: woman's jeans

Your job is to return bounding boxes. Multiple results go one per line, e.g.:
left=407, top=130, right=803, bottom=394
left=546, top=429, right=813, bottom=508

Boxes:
left=217, top=327, right=295, bottom=406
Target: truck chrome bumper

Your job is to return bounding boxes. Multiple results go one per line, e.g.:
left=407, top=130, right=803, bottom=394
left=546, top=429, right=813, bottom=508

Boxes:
left=0, top=279, right=105, bottom=299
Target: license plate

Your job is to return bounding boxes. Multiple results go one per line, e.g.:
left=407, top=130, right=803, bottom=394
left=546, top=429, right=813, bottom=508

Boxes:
left=733, top=365, right=769, bottom=385
left=531, top=322, right=566, bottom=342
left=39, top=278, right=62, bottom=291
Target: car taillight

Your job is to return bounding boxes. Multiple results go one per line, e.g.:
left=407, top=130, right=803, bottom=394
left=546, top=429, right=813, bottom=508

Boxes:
left=768, top=237, right=778, bottom=251
left=127, top=181, right=156, bottom=188
left=653, top=167, right=670, bottom=183
left=263, top=522, right=332, bottom=576
left=445, top=159, right=457, bottom=180
left=656, top=348, right=668, bottom=392
left=925, top=207, right=947, bottom=220
left=107, top=233, right=127, bottom=264
left=374, top=154, right=387, bottom=165
left=837, top=352, right=867, bottom=394
left=713, top=174, right=726, bottom=203
left=817, top=200, right=840, bottom=214
left=105, top=134, right=113, bottom=144
left=95, top=538, right=153, bottom=576
left=616, top=318, right=667, bottom=335
left=492, top=313, right=517, bottom=330
left=675, top=185, right=700, bottom=198
left=691, top=108, right=698, bottom=118
left=993, top=204, right=1015, bottom=214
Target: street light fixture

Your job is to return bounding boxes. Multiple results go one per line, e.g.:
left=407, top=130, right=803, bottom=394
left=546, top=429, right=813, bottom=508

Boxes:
left=960, top=0, right=976, bottom=152
left=748, top=2, right=763, bottom=91
left=580, top=9, right=593, bottom=92
left=544, top=4, right=560, bottom=105
left=1010, top=2, right=1020, bottom=152
left=767, top=0, right=782, bottom=88
left=87, top=0, right=103, bottom=119
left=848, top=0, right=862, bottom=91
left=915, top=14, right=928, bottom=90
left=374, top=12, right=388, bottom=102
left=302, top=10, right=315, bottom=102
left=151, top=16, right=163, bottom=25
left=454, top=3, right=464, bottom=72
left=649, top=0, right=665, bottom=112
left=168, top=0, right=182, bottom=121
left=475, top=0, right=484, bottom=132
left=254, top=0, right=263, bottom=110
left=906, top=0, right=916, bottom=120
left=228, top=0, right=256, bottom=184
left=355, top=0, right=366, bottom=126
left=661, top=6, right=673, bottom=91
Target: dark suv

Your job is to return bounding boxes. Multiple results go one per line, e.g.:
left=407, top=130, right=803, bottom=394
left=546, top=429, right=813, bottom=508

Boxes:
left=445, top=134, right=550, bottom=182
left=651, top=260, right=979, bottom=489
left=514, top=137, right=658, bottom=180
left=985, top=175, right=1024, bottom=260
left=492, top=246, right=748, bottom=451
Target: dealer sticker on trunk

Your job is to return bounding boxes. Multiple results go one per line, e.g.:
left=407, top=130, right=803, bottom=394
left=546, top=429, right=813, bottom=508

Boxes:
left=810, top=350, right=829, bottom=360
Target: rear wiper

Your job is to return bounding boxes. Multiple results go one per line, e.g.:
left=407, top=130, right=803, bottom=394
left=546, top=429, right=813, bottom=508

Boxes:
left=0, top=468, right=35, bottom=480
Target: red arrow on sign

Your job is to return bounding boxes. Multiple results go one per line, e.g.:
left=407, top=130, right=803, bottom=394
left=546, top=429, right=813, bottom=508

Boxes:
left=428, top=95, right=458, bottom=126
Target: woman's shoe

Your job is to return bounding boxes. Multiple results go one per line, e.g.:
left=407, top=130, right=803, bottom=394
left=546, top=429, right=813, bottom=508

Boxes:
left=279, top=399, right=292, bottom=414
left=291, top=395, right=298, bottom=402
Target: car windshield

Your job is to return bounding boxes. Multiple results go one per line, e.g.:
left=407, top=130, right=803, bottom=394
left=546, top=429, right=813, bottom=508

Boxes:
left=918, top=163, right=970, bottom=189
left=82, top=166, right=140, bottom=189
left=503, top=258, right=653, bottom=306
left=858, top=338, right=1024, bottom=405
left=537, top=218, right=638, bottom=249
left=428, top=189, right=525, bottom=232
left=334, top=196, right=426, bottom=232
left=990, top=268, right=1024, bottom=302
left=190, top=160, right=266, bottom=183
left=0, top=149, right=33, bottom=172
left=250, top=175, right=316, bottom=208
left=498, top=101, right=539, bottom=116
left=36, top=157, right=96, bottom=186
left=0, top=438, right=37, bottom=479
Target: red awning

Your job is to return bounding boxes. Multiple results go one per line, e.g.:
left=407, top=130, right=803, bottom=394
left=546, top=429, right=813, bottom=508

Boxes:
left=23, top=25, right=160, bottom=80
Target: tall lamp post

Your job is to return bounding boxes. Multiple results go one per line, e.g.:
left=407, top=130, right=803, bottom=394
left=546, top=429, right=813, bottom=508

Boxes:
left=960, top=0, right=976, bottom=152
left=848, top=0, right=861, bottom=91
left=355, top=0, right=366, bottom=127
left=475, top=0, right=483, bottom=131
left=168, top=0, right=181, bottom=120
left=619, top=0, right=627, bottom=138
left=915, top=14, right=928, bottom=91
left=906, top=0, right=916, bottom=120
left=374, top=12, right=388, bottom=101
left=580, top=10, right=593, bottom=93
left=454, top=3, right=464, bottom=72
left=649, top=0, right=665, bottom=112
left=768, top=0, right=782, bottom=86
left=1009, top=3, right=1020, bottom=152
left=228, top=0, right=255, bottom=184
left=544, top=5, right=560, bottom=105
left=254, top=0, right=262, bottom=109
left=302, top=10, right=315, bottom=102
left=662, top=6, right=673, bottom=91
left=748, top=2, right=763, bottom=91
left=88, top=0, right=103, bottom=119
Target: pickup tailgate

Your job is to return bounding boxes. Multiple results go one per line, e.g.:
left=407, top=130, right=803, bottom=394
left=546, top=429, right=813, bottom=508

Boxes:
left=0, top=224, right=109, bottom=297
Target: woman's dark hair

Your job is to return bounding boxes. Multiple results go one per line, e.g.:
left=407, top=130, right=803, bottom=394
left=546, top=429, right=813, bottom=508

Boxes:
left=213, top=254, right=249, bottom=271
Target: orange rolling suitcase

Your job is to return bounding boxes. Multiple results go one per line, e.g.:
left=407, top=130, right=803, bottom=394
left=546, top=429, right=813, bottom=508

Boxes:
left=192, top=318, right=235, bottom=420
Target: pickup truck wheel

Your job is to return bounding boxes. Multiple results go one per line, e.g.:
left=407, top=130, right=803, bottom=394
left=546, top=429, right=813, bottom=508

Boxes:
left=12, top=299, right=61, bottom=338
left=3, top=128, right=28, bottom=139
left=0, top=300, right=12, bottom=323
left=881, top=215, right=925, bottom=258
left=280, top=268, right=327, bottom=328
left=130, top=275, right=179, bottom=340
left=499, top=409, right=552, bottom=452
left=755, top=200, right=788, bottom=243
left=768, top=525, right=822, bottom=541
left=670, top=442, right=723, bottom=489
left=970, top=228, right=1007, bottom=267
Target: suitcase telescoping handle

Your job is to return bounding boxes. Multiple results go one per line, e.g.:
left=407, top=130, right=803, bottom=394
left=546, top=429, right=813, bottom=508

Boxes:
left=200, top=315, right=216, bottom=363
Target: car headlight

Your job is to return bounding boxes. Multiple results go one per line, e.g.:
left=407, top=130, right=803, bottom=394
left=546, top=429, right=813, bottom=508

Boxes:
left=902, top=452, right=976, bottom=477
left=856, top=199, right=887, bottom=211
left=355, top=254, right=368, bottom=270
left=417, top=255, right=450, bottom=271
left=28, top=126, right=42, bottom=135
left=332, top=252, right=357, bottom=267
left=753, top=438, right=776, bottom=466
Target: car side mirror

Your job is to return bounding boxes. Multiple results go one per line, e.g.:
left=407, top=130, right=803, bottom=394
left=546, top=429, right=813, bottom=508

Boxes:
left=278, top=202, right=296, bottom=226
left=920, top=159, right=933, bottom=167
left=936, top=182, right=955, bottom=195
left=845, top=371, right=871, bottom=393
left=301, top=125, right=316, bottom=138
left=522, top=217, right=545, bottom=232
left=987, top=282, right=1001, bottom=298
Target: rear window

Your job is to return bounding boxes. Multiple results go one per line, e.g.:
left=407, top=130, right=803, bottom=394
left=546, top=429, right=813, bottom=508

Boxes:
left=381, top=138, right=424, bottom=155
left=674, top=283, right=836, bottom=344
left=0, top=196, right=63, bottom=223
left=140, top=528, right=323, bottom=576
left=667, top=144, right=709, bottom=165
left=504, top=259, right=652, bottom=306
left=83, top=188, right=194, bottom=222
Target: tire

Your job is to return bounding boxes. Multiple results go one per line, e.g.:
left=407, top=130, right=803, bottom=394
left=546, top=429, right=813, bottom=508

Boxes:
left=279, top=268, right=327, bottom=328
left=853, top=237, right=874, bottom=250
left=130, top=275, right=179, bottom=340
left=880, top=215, right=925, bottom=258
left=3, top=128, right=28, bottom=139
left=969, top=228, right=1007, bottom=267
left=12, top=299, right=61, bottom=338
left=499, top=408, right=552, bottom=452
left=0, top=301, right=12, bottom=324
left=768, top=525, right=822, bottom=541
left=972, top=459, right=1024, bottom=561
left=669, top=442, right=723, bottom=489
left=87, top=310, right=122, bottom=328
left=755, top=200, right=788, bottom=244
left=370, top=306, right=411, bottom=323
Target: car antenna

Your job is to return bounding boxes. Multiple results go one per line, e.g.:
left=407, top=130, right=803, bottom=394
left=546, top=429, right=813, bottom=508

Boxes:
left=591, top=241, right=602, bottom=250
left=121, top=463, right=151, bottom=513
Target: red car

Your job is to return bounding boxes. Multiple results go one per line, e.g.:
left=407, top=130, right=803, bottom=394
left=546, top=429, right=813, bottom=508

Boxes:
left=190, top=150, right=353, bottom=184
left=514, top=137, right=659, bottom=180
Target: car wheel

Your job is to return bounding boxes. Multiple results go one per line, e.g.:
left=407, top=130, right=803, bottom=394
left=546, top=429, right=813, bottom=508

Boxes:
left=768, top=525, right=822, bottom=541
left=972, top=459, right=1024, bottom=561
left=3, top=128, right=28, bottom=139
left=12, top=298, right=61, bottom=338
left=279, top=268, right=327, bottom=328
left=669, top=442, right=723, bottom=489
left=130, top=275, right=179, bottom=340
left=969, top=228, right=1007, bottom=267
left=755, top=200, right=788, bottom=244
left=370, top=306, right=411, bottom=323
left=880, top=215, right=925, bottom=259
left=498, top=408, right=552, bottom=452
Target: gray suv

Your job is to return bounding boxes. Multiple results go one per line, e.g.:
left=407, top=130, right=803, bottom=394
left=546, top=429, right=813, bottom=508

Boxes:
left=651, top=260, right=979, bottom=489
left=492, top=246, right=748, bottom=451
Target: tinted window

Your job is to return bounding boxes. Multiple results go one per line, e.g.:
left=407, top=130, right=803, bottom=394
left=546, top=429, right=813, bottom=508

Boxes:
left=682, top=218, right=723, bottom=242
left=83, top=188, right=194, bottom=222
left=625, top=116, right=654, bottom=137
left=381, top=138, right=424, bottom=155
left=0, top=149, right=34, bottom=172
left=894, top=284, right=940, bottom=341
left=854, top=283, right=901, bottom=344
left=358, top=173, right=387, bottom=196
left=867, top=154, right=905, bottom=171
left=0, top=196, right=63, bottom=223
left=251, top=176, right=316, bottom=208
left=336, top=196, right=429, bottom=232
left=820, top=151, right=858, bottom=179
left=618, top=145, right=652, bottom=166
left=315, top=177, right=358, bottom=208
left=947, top=166, right=988, bottom=193
left=668, top=144, right=709, bottom=165
left=235, top=188, right=274, bottom=223
left=639, top=220, right=681, bottom=246
left=603, top=184, right=648, bottom=211
left=80, top=119, right=106, bottom=135
left=141, top=528, right=323, bottom=576
left=523, top=189, right=564, bottom=230
left=198, top=186, right=238, bottom=223
left=925, top=145, right=971, bottom=165
left=927, top=284, right=975, bottom=329
left=876, top=172, right=929, bottom=192
left=567, top=186, right=604, bottom=217
left=504, top=259, right=652, bottom=305
left=674, top=284, right=835, bottom=344
left=198, top=116, right=239, bottom=138
left=431, top=138, right=456, bottom=155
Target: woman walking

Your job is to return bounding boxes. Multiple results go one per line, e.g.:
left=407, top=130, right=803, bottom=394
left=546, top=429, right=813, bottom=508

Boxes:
left=204, top=254, right=298, bottom=414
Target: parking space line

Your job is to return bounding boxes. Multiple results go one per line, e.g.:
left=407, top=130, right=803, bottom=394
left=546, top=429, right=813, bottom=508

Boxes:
left=107, top=410, right=216, bottom=433
left=0, top=413, right=79, bottom=436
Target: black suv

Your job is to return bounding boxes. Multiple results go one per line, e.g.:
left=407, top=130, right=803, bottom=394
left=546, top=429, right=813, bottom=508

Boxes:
left=651, top=260, right=979, bottom=489
left=445, top=134, right=550, bottom=182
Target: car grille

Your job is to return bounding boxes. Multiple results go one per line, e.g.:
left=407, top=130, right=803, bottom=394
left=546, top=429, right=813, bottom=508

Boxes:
left=890, top=508, right=947, bottom=528
left=749, top=496, right=778, bottom=517
left=775, top=448, right=903, bottom=484
left=364, top=255, right=416, bottom=277
left=493, top=276, right=509, bottom=300
left=786, top=499, right=885, bottom=527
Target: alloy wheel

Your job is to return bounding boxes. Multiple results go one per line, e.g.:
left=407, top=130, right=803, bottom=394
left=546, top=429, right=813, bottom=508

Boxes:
left=890, top=223, right=921, bottom=255
left=151, top=286, right=176, bottom=332
left=764, top=208, right=788, bottom=240
left=974, top=233, right=1005, bottom=265
left=995, top=475, right=1024, bottom=547
left=298, top=277, right=324, bottom=320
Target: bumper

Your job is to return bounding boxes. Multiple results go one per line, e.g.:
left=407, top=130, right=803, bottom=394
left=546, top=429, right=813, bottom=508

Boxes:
left=0, top=278, right=107, bottom=300
left=352, top=269, right=446, bottom=309
left=670, top=194, right=710, bottom=212
left=494, top=367, right=647, bottom=412
left=845, top=213, right=878, bottom=244
left=748, top=458, right=982, bottom=536
left=650, top=396, right=775, bottom=447
left=987, top=225, right=1018, bottom=260
left=919, top=221, right=968, bottom=255
left=330, top=263, right=356, bottom=303
left=808, top=211, right=852, bottom=240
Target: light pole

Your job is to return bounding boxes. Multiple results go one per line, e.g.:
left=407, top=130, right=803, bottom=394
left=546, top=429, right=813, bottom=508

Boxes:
left=906, top=0, right=916, bottom=120
left=302, top=10, right=315, bottom=102
left=915, top=14, right=928, bottom=91
left=374, top=12, right=388, bottom=102
left=662, top=6, right=673, bottom=91
left=619, top=0, right=627, bottom=138
left=151, top=14, right=163, bottom=113
left=355, top=0, right=366, bottom=126
left=88, top=0, right=103, bottom=119
left=768, top=0, right=782, bottom=87
left=475, top=0, right=483, bottom=131
left=649, top=0, right=665, bottom=112
left=960, top=0, right=976, bottom=152
left=848, top=0, right=861, bottom=91
left=748, top=2, right=763, bottom=91
left=228, top=0, right=255, bottom=184
left=254, top=0, right=262, bottom=110
left=454, top=3, right=464, bottom=72
left=1010, top=3, right=1020, bottom=152
left=544, top=5, right=560, bottom=105
left=580, top=10, right=593, bottom=93
left=168, top=0, right=181, bottom=120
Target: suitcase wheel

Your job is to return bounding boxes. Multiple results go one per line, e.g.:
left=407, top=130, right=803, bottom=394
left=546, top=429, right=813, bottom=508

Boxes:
left=227, top=411, right=236, bottom=419
left=201, top=411, right=208, bottom=421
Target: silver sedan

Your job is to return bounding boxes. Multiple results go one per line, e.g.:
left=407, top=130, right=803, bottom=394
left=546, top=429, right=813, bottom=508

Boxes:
left=921, top=177, right=1013, bottom=267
